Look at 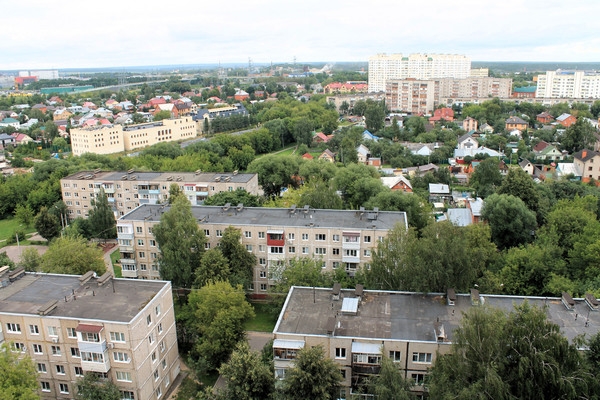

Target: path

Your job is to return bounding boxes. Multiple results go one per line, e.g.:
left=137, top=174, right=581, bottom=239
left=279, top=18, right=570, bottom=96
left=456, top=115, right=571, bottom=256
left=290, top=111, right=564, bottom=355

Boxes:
left=100, top=241, right=119, bottom=276
left=1, top=245, right=48, bottom=263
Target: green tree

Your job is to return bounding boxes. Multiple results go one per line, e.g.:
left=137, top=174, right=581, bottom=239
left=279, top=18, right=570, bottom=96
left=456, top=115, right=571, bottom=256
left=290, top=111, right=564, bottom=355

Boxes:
left=0, top=342, right=39, bottom=400
left=218, top=342, right=274, bottom=400
left=40, top=236, right=105, bottom=275
left=34, top=206, right=61, bottom=240
left=469, top=158, right=503, bottom=198
left=364, top=190, right=433, bottom=234
left=498, top=167, right=539, bottom=215
left=282, top=345, right=342, bottom=400
left=153, top=110, right=172, bottom=121
left=219, top=227, right=255, bottom=288
left=247, top=155, right=300, bottom=198
left=187, top=281, right=255, bottom=370
left=87, top=188, right=116, bottom=239
left=561, top=117, right=596, bottom=153
left=18, top=247, right=42, bottom=272
left=203, top=189, right=262, bottom=207
left=482, top=193, right=537, bottom=249
left=75, top=372, right=120, bottom=400
left=298, top=179, right=344, bottom=210
left=153, top=195, right=206, bottom=288
left=13, top=204, right=34, bottom=227
left=366, top=354, right=412, bottom=400
left=194, top=248, right=230, bottom=288
left=364, top=102, right=385, bottom=132
left=292, top=117, right=314, bottom=147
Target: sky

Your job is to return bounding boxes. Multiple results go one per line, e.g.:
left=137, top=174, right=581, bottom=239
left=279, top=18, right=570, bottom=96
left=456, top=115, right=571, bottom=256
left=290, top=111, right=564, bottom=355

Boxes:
left=2, top=0, right=599, bottom=70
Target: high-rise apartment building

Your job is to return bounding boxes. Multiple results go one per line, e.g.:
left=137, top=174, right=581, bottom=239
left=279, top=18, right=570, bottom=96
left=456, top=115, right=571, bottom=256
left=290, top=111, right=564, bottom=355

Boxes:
left=116, top=204, right=407, bottom=290
left=70, top=117, right=197, bottom=156
left=368, top=53, right=471, bottom=93
left=536, top=70, right=600, bottom=99
left=0, top=268, right=180, bottom=400
left=60, top=170, right=259, bottom=218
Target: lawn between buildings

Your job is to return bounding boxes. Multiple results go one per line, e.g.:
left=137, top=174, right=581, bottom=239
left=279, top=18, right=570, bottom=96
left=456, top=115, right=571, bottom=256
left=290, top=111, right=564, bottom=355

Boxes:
left=0, top=218, right=37, bottom=249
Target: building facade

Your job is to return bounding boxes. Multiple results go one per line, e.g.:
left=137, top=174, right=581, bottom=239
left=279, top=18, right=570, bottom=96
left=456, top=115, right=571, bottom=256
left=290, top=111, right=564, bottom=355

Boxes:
left=536, top=70, right=600, bottom=99
left=368, top=53, right=471, bottom=93
left=116, top=205, right=407, bottom=291
left=70, top=117, right=197, bottom=156
left=0, top=269, right=180, bottom=400
left=273, top=286, right=600, bottom=398
left=60, top=170, right=260, bottom=218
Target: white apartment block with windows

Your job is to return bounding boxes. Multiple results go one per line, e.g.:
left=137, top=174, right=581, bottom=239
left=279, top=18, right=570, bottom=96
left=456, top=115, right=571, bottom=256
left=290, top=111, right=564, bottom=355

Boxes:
left=274, top=286, right=600, bottom=398
left=70, top=117, right=197, bottom=156
left=61, top=170, right=259, bottom=218
left=0, top=268, right=180, bottom=400
left=368, top=53, right=471, bottom=93
left=536, top=70, right=600, bottom=99
left=116, top=204, right=407, bottom=291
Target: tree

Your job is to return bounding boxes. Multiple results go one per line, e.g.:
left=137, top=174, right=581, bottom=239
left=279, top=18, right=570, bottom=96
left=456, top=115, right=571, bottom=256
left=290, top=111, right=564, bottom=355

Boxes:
left=194, top=248, right=230, bottom=288
left=153, top=110, right=172, bottom=121
left=87, top=188, right=116, bottom=239
left=187, top=281, right=254, bottom=370
left=13, top=204, right=34, bottom=227
left=0, top=342, right=39, bottom=400
left=292, top=117, right=314, bottom=147
left=366, top=354, right=412, bottom=400
left=482, top=193, right=537, bottom=249
left=218, top=342, right=275, bottom=400
left=203, top=189, right=262, bottom=207
left=40, top=236, right=106, bottom=275
left=561, top=117, right=596, bottom=153
left=282, top=345, right=343, bottom=400
left=219, top=226, right=255, bottom=288
left=18, top=247, right=42, bottom=272
left=498, top=167, right=539, bottom=216
left=428, top=303, right=590, bottom=399
left=153, top=195, right=206, bottom=288
left=364, top=190, right=433, bottom=234
left=75, top=373, right=120, bottom=400
left=364, top=102, right=385, bottom=132
left=247, top=155, right=300, bottom=198
left=298, top=179, right=344, bottom=210
left=469, top=158, right=503, bottom=198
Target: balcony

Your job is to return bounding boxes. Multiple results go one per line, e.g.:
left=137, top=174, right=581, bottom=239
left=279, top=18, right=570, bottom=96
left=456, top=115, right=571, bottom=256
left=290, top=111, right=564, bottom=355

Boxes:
left=121, top=267, right=138, bottom=278
left=117, top=232, right=133, bottom=240
left=342, top=255, right=360, bottom=264
left=80, top=349, right=111, bottom=373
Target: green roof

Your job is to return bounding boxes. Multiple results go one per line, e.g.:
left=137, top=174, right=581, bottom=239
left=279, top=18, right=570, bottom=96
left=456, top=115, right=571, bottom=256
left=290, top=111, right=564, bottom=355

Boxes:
left=513, top=86, right=537, bottom=93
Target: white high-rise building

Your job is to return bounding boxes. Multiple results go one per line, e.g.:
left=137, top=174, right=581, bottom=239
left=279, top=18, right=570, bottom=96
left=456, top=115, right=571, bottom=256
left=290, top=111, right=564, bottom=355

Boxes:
left=536, top=70, right=600, bottom=99
left=368, top=53, right=471, bottom=93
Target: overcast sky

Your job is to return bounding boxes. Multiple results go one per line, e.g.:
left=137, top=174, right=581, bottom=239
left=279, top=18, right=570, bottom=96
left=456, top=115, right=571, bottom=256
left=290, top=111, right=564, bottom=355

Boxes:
left=2, top=0, right=599, bottom=70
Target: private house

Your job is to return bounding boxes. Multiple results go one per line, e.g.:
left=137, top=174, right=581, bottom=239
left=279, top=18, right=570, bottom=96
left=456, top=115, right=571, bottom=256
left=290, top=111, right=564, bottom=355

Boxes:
left=457, top=133, right=479, bottom=150
left=429, top=183, right=451, bottom=203
left=323, top=82, right=369, bottom=94
left=0, top=117, right=20, bottom=129
left=403, top=163, right=439, bottom=177
left=32, top=103, right=48, bottom=113
left=519, top=159, right=536, bottom=176
left=319, top=149, right=336, bottom=163
left=0, top=270, right=180, bottom=400
left=467, top=198, right=484, bottom=223
left=362, top=130, right=380, bottom=142
left=533, top=141, right=564, bottom=161
left=381, top=176, right=413, bottom=192
left=234, top=90, right=250, bottom=101
left=313, top=132, right=332, bottom=144
left=53, top=109, right=73, bottom=122
left=0, top=133, right=16, bottom=148
left=556, top=163, right=581, bottom=179
left=556, top=113, right=577, bottom=128
left=505, top=116, right=528, bottom=132
left=401, top=142, right=436, bottom=157
left=480, top=123, right=493, bottom=134
left=573, top=149, right=600, bottom=182
left=154, top=104, right=179, bottom=119
left=447, top=208, right=472, bottom=226
left=536, top=112, right=553, bottom=124
left=301, top=153, right=313, bottom=160
left=12, top=133, right=33, bottom=145
left=357, top=145, right=370, bottom=164
left=462, top=117, right=477, bottom=132
left=428, top=107, right=454, bottom=123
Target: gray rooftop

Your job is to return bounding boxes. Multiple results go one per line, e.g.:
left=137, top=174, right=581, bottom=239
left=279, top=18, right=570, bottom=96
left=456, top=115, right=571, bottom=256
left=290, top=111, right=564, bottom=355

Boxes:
left=0, top=273, right=168, bottom=323
left=119, top=204, right=407, bottom=231
left=62, top=170, right=256, bottom=184
left=275, top=287, right=600, bottom=344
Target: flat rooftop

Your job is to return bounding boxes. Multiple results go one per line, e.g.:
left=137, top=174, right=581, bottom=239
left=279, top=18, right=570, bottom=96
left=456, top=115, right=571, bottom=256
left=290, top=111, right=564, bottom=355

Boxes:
left=62, top=170, right=256, bottom=184
left=0, top=273, right=168, bottom=323
left=275, top=287, right=600, bottom=344
left=119, top=204, right=407, bottom=231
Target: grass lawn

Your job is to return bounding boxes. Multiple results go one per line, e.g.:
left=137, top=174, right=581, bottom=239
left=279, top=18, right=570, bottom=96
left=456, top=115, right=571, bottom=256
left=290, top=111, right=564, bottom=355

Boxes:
left=111, top=249, right=122, bottom=278
left=0, top=218, right=37, bottom=249
left=244, top=303, right=277, bottom=332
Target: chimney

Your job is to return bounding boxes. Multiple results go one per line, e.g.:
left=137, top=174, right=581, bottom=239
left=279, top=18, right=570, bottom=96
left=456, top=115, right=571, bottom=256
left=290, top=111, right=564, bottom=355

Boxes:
left=582, top=150, right=587, bottom=159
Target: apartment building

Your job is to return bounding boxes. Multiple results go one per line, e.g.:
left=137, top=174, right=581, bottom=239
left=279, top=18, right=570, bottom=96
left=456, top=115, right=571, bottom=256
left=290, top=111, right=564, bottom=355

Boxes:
left=536, top=70, right=600, bottom=99
left=60, top=170, right=259, bottom=218
left=273, top=286, right=600, bottom=398
left=116, top=204, right=407, bottom=292
left=70, top=117, right=197, bottom=156
left=385, top=77, right=512, bottom=114
left=0, top=268, right=180, bottom=400
left=368, top=53, right=471, bottom=93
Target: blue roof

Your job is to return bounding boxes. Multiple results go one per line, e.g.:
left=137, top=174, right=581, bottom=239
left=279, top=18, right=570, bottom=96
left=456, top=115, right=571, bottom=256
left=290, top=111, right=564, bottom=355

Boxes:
left=513, top=86, right=537, bottom=93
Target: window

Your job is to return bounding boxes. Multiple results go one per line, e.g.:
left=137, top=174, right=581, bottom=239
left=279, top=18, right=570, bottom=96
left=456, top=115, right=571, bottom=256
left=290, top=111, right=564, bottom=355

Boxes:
left=333, top=234, right=340, bottom=242
left=51, top=345, right=61, bottom=355
left=48, top=326, right=58, bottom=337
left=154, top=369, right=159, bottom=381
left=81, top=352, right=104, bottom=363
left=412, top=373, right=425, bottom=385
left=260, top=283, right=268, bottom=291
left=364, top=235, right=371, bottom=243
left=244, top=231, right=252, bottom=238
left=120, top=391, right=135, bottom=400
left=363, top=249, right=371, bottom=257
left=33, top=344, right=43, bottom=354
left=269, top=246, right=283, bottom=254
left=150, top=239, right=156, bottom=247
left=138, top=251, right=145, bottom=258
left=151, top=252, right=157, bottom=259
left=259, top=271, right=267, bottom=278
left=6, top=323, right=21, bottom=333
left=136, top=226, right=143, bottom=233
left=155, top=304, right=161, bottom=316
left=149, top=333, right=155, bottom=344
left=12, top=342, right=25, bottom=352
left=258, top=244, right=266, bottom=252
left=340, top=369, right=346, bottom=378
left=288, top=246, right=295, bottom=253
left=147, top=315, right=152, bottom=326
left=137, top=239, right=144, bottom=246
left=37, top=363, right=47, bottom=373
left=332, top=248, right=340, bottom=255
left=160, top=340, right=166, bottom=353
left=140, top=263, right=147, bottom=271
left=162, top=359, right=167, bottom=370
left=56, top=365, right=65, bottom=375
left=82, top=332, right=100, bottom=342
left=259, top=258, right=266, bottom=266
left=389, top=351, right=401, bottom=362
left=75, top=366, right=84, bottom=376
left=302, top=247, right=309, bottom=254
left=315, top=248, right=326, bottom=255
left=110, top=332, right=125, bottom=342
left=335, top=347, right=346, bottom=359
left=157, top=323, right=163, bottom=335
left=113, top=352, right=130, bottom=362
left=116, top=371, right=132, bottom=382
left=315, top=233, right=326, bottom=241
left=29, top=324, right=39, bottom=335
left=332, top=261, right=340, bottom=269
left=204, top=229, right=210, bottom=236
left=246, top=244, right=253, bottom=252
left=156, top=387, right=162, bottom=399
left=67, top=327, right=77, bottom=338
left=41, top=381, right=50, bottom=392
left=353, top=353, right=382, bottom=365
left=151, top=351, right=157, bottom=362
left=288, top=233, right=295, bottom=240
left=258, top=231, right=265, bottom=239
left=216, top=229, right=222, bottom=237
left=412, top=352, right=432, bottom=363
left=302, top=233, right=309, bottom=240
left=345, top=249, right=357, bottom=257
left=59, top=383, right=69, bottom=394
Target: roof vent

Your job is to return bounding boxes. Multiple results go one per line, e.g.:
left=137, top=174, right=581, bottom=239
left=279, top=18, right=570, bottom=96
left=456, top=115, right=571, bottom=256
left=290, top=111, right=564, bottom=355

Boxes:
left=222, top=203, right=231, bottom=212
left=233, top=170, right=238, bottom=175
left=289, top=205, right=297, bottom=214
left=236, top=203, right=244, bottom=212
left=332, top=282, right=341, bottom=300
left=167, top=176, right=173, bottom=181
left=79, top=271, right=94, bottom=285
left=303, top=205, right=310, bottom=214
left=434, top=321, right=446, bottom=342
left=98, top=271, right=112, bottom=286
left=561, top=292, right=575, bottom=310
left=355, top=284, right=364, bottom=299
left=447, top=288, right=456, bottom=306
left=121, top=175, right=128, bottom=180
left=585, top=293, right=599, bottom=311
left=38, top=300, right=58, bottom=316
left=195, top=169, right=201, bottom=175
left=8, top=267, right=25, bottom=282
left=127, top=169, right=134, bottom=174
left=470, top=288, right=480, bottom=306
left=215, top=176, right=221, bottom=182
left=326, top=317, right=336, bottom=336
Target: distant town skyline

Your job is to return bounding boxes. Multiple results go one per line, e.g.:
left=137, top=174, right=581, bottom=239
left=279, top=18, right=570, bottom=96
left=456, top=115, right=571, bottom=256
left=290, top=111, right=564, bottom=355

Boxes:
left=2, top=0, right=599, bottom=70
